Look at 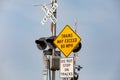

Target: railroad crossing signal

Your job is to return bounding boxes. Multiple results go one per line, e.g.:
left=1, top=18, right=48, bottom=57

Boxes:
left=35, top=36, right=56, bottom=50
left=54, top=25, right=82, bottom=57
left=35, top=0, right=83, bottom=80
left=41, top=3, right=58, bottom=25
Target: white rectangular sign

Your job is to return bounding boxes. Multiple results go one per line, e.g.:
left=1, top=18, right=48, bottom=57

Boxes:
left=60, top=58, right=74, bottom=78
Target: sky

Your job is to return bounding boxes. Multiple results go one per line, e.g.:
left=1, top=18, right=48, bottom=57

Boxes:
left=0, top=0, right=120, bottom=80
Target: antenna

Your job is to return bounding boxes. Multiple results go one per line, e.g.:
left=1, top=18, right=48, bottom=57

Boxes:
left=74, top=18, right=78, bottom=32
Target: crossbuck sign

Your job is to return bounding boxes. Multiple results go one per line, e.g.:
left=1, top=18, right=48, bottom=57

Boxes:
left=41, top=3, right=58, bottom=25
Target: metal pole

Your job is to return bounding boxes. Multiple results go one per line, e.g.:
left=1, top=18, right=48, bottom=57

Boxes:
left=52, top=0, right=57, bottom=37
left=43, top=54, right=48, bottom=80
left=51, top=0, right=57, bottom=80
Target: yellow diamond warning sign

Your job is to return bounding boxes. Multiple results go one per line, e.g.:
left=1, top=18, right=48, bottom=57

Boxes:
left=54, top=25, right=81, bottom=57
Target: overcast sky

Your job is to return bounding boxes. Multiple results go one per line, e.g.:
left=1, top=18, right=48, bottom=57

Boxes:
left=0, top=0, right=120, bottom=80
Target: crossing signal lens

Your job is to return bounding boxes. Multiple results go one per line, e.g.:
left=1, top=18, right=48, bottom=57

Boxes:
left=73, top=42, right=82, bottom=53
left=35, top=38, right=47, bottom=50
left=46, top=36, right=56, bottom=49
left=35, top=36, right=56, bottom=50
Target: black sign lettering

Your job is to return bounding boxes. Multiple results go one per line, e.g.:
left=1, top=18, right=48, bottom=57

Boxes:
left=61, top=34, right=73, bottom=38
left=66, top=44, right=73, bottom=48
left=57, top=40, right=63, bottom=44
left=61, top=44, right=65, bottom=48
left=64, top=68, right=69, bottom=71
